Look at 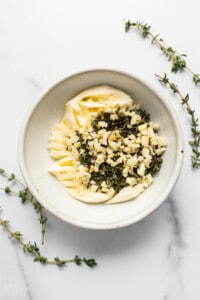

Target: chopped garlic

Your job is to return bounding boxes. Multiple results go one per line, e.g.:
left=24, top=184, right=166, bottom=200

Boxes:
left=49, top=85, right=167, bottom=204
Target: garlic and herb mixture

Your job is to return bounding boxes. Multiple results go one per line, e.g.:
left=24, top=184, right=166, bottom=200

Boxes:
left=49, top=86, right=167, bottom=204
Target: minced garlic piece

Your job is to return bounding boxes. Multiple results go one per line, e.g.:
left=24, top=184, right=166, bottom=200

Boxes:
left=49, top=85, right=167, bottom=204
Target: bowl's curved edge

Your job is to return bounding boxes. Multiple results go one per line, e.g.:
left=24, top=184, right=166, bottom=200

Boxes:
left=17, top=68, right=185, bottom=230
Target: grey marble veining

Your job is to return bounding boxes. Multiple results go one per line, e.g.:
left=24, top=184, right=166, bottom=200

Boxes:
left=25, top=77, right=43, bottom=95
left=0, top=0, right=200, bottom=299
left=165, top=197, right=185, bottom=299
left=15, top=249, right=33, bottom=300
left=167, top=197, right=184, bottom=265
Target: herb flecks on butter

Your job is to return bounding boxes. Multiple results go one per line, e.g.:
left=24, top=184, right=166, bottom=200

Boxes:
left=48, top=85, right=167, bottom=204
left=75, top=107, right=164, bottom=194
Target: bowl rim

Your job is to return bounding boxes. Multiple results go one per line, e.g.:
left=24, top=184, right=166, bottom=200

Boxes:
left=18, top=68, right=184, bottom=229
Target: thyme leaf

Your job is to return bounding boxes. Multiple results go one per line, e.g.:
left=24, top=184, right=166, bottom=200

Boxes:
left=125, top=20, right=200, bottom=83
left=0, top=170, right=47, bottom=244
left=0, top=218, right=97, bottom=269
left=155, top=73, right=200, bottom=168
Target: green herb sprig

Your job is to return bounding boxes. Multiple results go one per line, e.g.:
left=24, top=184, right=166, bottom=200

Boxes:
left=125, top=20, right=200, bottom=83
left=155, top=73, right=200, bottom=168
left=0, top=168, right=47, bottom=244
left=0, top=218, right=97, bottom=268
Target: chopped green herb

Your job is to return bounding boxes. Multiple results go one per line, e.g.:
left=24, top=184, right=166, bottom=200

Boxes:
left=90, top=162, right=128, bottom=193
left=72, top=106, right=166, bottom=194
left=79, top=151, right=94, bottom=166
left=148, top=155, right=163, bottom=175
left=91, top=108, right=149, bottom=137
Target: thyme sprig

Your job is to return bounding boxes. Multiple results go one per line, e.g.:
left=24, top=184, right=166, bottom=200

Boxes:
left=0, top=218, right=97, bottom=268
left=155, top=73, right=200, bottom=168
left=125, top=20, right=200, bottom=83
left=0, top=169, right=47, bottom=244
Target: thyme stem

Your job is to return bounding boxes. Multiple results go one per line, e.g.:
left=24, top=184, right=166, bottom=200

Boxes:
left=155, top=73, right=200, bottom=168
left=0, top=187, right=18, bottom=196
left=0, top=170, right=26, bottom=188
left=0, top=169, right=47, bottom=244
left=125, top=20, right=200, bottom=84
left=0, top=218, right=97, bottom=268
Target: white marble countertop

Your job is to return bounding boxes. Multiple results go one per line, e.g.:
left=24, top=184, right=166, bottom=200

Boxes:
left=0, top=0, right=200, bottom=299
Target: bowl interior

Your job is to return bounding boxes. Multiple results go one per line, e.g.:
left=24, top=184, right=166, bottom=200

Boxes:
left=19, top=70, right=183, bottom=229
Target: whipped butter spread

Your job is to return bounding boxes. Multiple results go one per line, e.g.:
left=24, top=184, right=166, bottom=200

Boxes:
left=48, top=85, right=166, bottom=204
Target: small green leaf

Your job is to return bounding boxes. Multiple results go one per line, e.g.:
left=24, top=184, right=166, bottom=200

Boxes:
left=74, top=255, right=82, bottom=266
left=156, top=73, right=200, bottom=168
left=4, top=187, right=11, bottom=194
left=193, top=73, right=200, bottom=84
left=12, top=231, right=23, bottom=241
left=83, top=258, right=97, bottom=268
left=0, top=220, right=9, bottom=227
left=125, top=20, right=132, bottom=32
left=8, top=173, right=15, bottom=181
left=34, top=256, right=47, bottom=264
left=54, top=257, right=66, bottom=267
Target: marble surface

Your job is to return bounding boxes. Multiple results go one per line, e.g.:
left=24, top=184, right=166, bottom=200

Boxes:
left=0, top=0, right=200, bottom=299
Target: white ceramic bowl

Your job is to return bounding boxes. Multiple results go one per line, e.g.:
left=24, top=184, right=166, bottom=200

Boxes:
left=18, top=69, right=184, bottom=229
